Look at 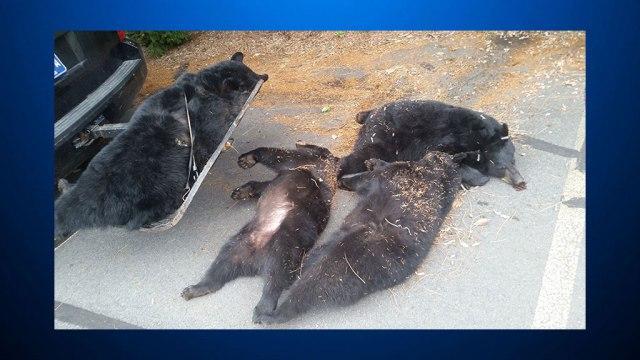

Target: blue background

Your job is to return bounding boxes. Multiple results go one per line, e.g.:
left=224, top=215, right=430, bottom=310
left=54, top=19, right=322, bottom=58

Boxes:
left=1, top=0, right=638, bottom=358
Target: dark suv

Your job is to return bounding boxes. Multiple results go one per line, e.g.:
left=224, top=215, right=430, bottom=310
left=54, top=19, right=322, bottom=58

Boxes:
left=54, top=31, right=147, bottom=185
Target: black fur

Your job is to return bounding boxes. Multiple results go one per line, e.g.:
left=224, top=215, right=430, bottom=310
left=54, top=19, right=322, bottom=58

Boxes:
left=54, top=53, right=268, bottom=238
left=254, top=151, right=461, bottom=324
left=339, top=100, right=526, bottom=190
left=181, top=143, right=340, bottom=322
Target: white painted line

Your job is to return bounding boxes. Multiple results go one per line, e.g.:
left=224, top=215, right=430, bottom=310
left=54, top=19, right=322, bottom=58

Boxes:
left=532, top=115, right=585, bottom=329
left=54, top=230, right=79, bottom=251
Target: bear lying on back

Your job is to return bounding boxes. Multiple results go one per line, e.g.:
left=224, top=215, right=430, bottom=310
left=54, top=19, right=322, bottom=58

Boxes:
left=182, top=143, right=339, bottom=322
left=339, top=100, right=526, bottom=190
left=54, top=52, right=268, bottom=239
left=253, top=151, right=460, bottom=324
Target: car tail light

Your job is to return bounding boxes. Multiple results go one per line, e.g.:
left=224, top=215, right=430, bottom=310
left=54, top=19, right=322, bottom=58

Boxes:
left=117, top=31, right=126, bottom=42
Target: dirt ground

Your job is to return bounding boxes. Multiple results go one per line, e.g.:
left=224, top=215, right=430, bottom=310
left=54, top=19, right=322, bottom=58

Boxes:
left=137, top=31, right=584, bottom=155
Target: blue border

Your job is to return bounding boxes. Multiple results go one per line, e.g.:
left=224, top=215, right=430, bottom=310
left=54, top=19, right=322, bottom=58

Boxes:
left=1, top=0, right=639, bottom=358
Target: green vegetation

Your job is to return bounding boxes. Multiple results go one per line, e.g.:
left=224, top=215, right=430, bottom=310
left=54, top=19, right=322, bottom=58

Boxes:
left=127, top=31, right=191, bottom=57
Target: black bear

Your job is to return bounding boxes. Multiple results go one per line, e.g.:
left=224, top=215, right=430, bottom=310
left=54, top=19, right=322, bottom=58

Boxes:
left=181, top=143, right=339, bottom=322
left=253, top=151, right=461, bottom=324
left=54, top=52, right=268, bottom=238
left=338, top=100, right=526, bottom=190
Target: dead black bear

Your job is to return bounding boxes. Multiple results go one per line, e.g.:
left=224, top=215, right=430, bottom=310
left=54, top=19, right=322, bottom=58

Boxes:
left=54, top=52, right=268, bottom=239
left=339, top=100, right=526, bottom=190
left=181, top=143, right=339, bottom=322
left=253, top=151, right=460, bottom=324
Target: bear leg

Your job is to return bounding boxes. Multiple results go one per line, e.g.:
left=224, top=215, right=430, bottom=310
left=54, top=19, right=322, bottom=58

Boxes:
left=460, top=165, right=490, bottom=187
left=181, top=238, right=258, bottom=300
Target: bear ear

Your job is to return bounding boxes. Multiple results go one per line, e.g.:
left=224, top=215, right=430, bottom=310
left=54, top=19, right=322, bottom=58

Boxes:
left=231, top=52, right=244, bottom=63
left=355, top=110, right=372, bottom=124
left=502, top=123, right=509, bottom=136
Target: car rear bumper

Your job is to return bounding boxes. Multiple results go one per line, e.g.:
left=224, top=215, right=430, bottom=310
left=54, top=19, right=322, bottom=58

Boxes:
left=54, top=58, right=143, bottom=148
left=54, top=40, right=147, bottom=181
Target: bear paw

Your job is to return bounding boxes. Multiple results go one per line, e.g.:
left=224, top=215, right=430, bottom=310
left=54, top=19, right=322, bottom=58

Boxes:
left=231, top=184, right=257, bottom=200
left=237, top=152, right=257, bottom=169
left=252, top=311, right=280, bottom=325
left=181, top=284, right=213, bottom=301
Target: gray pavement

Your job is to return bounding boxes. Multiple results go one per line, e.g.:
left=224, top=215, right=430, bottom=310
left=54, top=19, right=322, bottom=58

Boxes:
left=54, top=34, right=585, bottom=329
